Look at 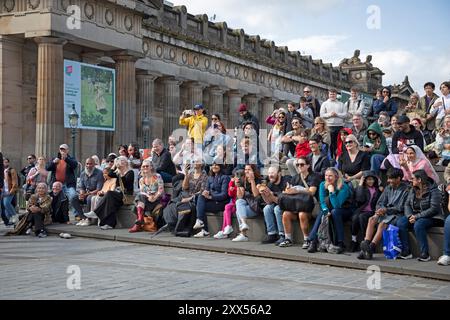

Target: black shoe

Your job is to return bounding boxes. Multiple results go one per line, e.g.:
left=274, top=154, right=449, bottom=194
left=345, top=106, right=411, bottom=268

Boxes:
left=398, top=250, right=413, bottom=260
left=357, top=250, right=366, bottom=260
left=351, top=241, right=360, bottom=252
left=37, top=230, right=48, bottom=238
left=261, top=234, right=279, bottom=244
left=361, top=240, right=373, bottom=260
left=308, top=240, right=318, bottom=253
left=274, top=235, right=286, bottom=246
left=418, top=252, right=431, bottom=262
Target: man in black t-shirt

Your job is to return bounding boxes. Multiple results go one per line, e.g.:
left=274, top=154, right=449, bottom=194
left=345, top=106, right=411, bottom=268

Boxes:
left=259, top=166, right=291, bottom=245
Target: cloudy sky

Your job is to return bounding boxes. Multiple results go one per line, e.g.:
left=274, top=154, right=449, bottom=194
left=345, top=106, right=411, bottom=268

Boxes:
left=173, top=0, right=450, bottom=95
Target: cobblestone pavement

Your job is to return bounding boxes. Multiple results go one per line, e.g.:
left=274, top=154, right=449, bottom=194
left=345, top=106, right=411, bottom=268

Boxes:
left=0, top=231, right=450, bottom=300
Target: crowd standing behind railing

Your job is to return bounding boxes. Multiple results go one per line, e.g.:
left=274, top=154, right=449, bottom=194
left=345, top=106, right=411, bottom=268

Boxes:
left=2, top=81, right=450, bottom=266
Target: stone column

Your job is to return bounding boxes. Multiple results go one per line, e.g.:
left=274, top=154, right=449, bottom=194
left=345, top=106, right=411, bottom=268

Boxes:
left=136, top=72, right=158, bottom=148
left=161, top=77, right=182, bottom=142
left=34, top=37, right=67, bottom=159
left=185, top=81, right=205, bottom=109
left=208, top=86, right=225, bottom=121
left=261, top=98, right=276, bottom=130
left=112, top=53, right=139, bottom=147
left=225, top=90, right=244, bottom=129
left=243, top=94, right=259, bottom=117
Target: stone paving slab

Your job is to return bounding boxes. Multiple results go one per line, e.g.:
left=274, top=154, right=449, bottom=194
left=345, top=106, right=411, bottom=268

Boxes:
left=38, top=224, right=450, bottom=282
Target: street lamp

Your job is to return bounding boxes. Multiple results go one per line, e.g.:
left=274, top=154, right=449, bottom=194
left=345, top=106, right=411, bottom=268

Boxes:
left=142, top=115, right=151, bottom=149
left=68, top=104, right=79, bottom=159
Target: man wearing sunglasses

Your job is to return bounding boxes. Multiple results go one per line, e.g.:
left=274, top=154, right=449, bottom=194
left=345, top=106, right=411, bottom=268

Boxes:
left=303, top=86, right=321, bottom=119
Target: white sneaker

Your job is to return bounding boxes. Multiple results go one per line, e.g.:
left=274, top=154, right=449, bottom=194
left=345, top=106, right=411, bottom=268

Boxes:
left=79, top=220, right=91, bottom=226
left=214, top=231, right=228, bottom=239
left=10, top=215, right=18, bottom=224
left=193, top=219, right=204, bottom=230
left=59, top=233, right=72, bottom=239
left=240, top=223, right=249, bottom=232
left=193, top=229, right=210, bottom=238
left=84, top=211, right=98, bottom=219
left=223, top=225, right=233, bottom=235
left=26, top=228, right=32, bottom=235
left=76, top=220, right=84, bottom=226
left=437, top=255, right=450, bottom=266
left=100, top=224, right=113, bottom=230
left=232, top=234, right=249, bottom=242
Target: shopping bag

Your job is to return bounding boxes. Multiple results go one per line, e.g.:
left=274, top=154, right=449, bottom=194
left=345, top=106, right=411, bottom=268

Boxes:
left=382, top=224, right=403, bottom=260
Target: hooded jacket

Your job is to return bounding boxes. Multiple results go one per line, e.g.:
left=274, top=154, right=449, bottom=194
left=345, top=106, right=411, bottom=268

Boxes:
left=405, top=180, right=444, bottom=221
left=362, top=122, right=388, bottom=156
left=375, top=181, right=409, bottom=217
left=354, top=171, right=382, bottom=215
left=391, top=125, right=425, bottom=153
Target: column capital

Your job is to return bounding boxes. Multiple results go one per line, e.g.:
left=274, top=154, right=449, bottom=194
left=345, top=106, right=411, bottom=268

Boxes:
left=225, top=89, right=245, bottom=98
left=208, top=86, right=226, bottom=95
left=160, top=76, right=183, bottom=86
left=110, top=50, right=143, bottom=62
left=34, top=36, right=67, bottom=46
left=136, top=71, right=160, bottom=81
left=183, top=80, right=208, bottom=90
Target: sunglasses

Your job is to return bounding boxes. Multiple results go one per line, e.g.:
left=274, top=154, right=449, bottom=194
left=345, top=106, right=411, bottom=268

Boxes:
left=141, top=165, right=150, bottom=168
left=304, top=91, right=311, bottom=93
left=345, top=141, right=354, bottom=145
left=27, top=157, right=34, bottom=160
left=368, top=132, right=377, bottom=135
left=296, top=163, right=307, bottom=167
left=315, top=122, right=323, bottom=125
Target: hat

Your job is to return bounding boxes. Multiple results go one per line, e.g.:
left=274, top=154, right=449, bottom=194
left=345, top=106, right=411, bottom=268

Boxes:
left=59, top=144, right=69, bottom=150
left=193, top=104, right=204, bottom=110
left=238, top=103, right=247, bottom=112
left=397, top=115, right=410, bottom=124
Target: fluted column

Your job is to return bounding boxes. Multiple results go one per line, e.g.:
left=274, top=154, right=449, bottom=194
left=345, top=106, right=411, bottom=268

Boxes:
left=261, top=97, right=276, bottom=130
left=34, top=37, right=67, bottom=159
left=112, top=53, right=138, bottom=147
left=136, top=72, right=158, bottom=148
left=185, top=81, right=205, bottom=109
left=161, top=77, right=182, bottom=141
left=243, top=94, right=259, bottom=117
left=226, top=90, right=244, bottom=129
left=208, top=86, right=225, bottom=120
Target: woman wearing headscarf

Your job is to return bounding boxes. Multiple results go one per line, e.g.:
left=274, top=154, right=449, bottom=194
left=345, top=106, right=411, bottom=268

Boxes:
left=399, top=145, right=440, bottom=183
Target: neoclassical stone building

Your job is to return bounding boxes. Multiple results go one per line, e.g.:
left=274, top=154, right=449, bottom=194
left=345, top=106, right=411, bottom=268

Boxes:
left=0, top=0, right=385, bottom=167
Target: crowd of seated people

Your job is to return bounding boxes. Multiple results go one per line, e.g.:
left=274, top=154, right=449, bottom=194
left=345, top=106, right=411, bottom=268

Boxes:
left=5, top=81, right=450, bottom=266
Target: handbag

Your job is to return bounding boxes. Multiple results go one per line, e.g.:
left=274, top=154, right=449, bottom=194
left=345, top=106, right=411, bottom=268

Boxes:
left=382, top=224, right=403, bottom=260
left=119, top=173, right=134, bottom=205
left=278, top=174, right=315, bottom=212
left=142, top=216, right=157, bottom=232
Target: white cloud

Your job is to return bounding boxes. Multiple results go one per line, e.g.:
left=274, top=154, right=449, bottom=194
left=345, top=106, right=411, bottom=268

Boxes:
left=281, top=35, right=350, bottom=64
left=371, top=49, right=450, bottom=93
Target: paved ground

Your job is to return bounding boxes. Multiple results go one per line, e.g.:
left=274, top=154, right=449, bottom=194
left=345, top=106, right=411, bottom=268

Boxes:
left=1, top=229, right=450, bottom=300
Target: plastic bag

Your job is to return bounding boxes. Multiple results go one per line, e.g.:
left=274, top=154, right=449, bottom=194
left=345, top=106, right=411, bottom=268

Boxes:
left=382, top=224, right=403, bottom=260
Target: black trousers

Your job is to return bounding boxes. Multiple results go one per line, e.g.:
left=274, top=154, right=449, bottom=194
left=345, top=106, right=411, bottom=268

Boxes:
left=329, top=126, right=343, bottom=159
left=27, top=212, right=45, bottom=234
left=94, top=191, right=123, bottom=228
left=351, top=211, right=375, bottom=237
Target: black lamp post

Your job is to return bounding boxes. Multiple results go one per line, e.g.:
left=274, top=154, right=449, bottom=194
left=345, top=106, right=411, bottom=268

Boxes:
left=68, top=104, right=79, bottom=159
left=142, top=115, right=151, bottom=149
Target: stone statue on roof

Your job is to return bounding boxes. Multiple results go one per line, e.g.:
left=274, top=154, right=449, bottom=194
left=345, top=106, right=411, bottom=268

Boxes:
left=339, top=49, right=362, bottom=66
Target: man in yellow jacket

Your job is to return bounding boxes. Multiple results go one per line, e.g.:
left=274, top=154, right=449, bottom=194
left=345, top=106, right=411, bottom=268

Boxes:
left=179, top=104, right=208, bottom=149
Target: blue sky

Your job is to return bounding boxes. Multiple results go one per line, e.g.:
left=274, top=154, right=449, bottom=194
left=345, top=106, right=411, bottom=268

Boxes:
left=174, top=0, right=450, bottom=95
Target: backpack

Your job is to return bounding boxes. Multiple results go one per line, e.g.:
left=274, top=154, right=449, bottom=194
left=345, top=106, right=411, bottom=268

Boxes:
left=174, top=199, right=196, bottom=237
left=317, top=213, right=340, bottom=253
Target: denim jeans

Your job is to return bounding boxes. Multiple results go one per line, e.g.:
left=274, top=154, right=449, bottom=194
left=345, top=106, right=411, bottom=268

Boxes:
left=444, top=215, right=450, bottom=256
left=263, top=204, right=284, bottom=236
left=331, top=208, right=353, bottom=243
left=393, top=216, right=411, bottom=252
left=159, top=171, right=173, bottom=184
left=196, top=195, right=227, bottom=232
left=63, top=186, right=80, bottom=217
left=2, top=194, right=16, bottom=219
left=235, top=199, right=258, bottom=229
left=370, top=154, right=386, bottom=174
left=397, top=216, right=441, bottom=255
left=308, top=210, right=326, bottom=241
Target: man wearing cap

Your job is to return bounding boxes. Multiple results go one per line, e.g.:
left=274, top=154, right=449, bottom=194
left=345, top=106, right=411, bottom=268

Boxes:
left=179, top=104, right=208, bottom=154
left=237, top=103, right=260, bottom=135
left=391, top=115, right=425, bottom=153
left=46, top=144, right=81, bottom=221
